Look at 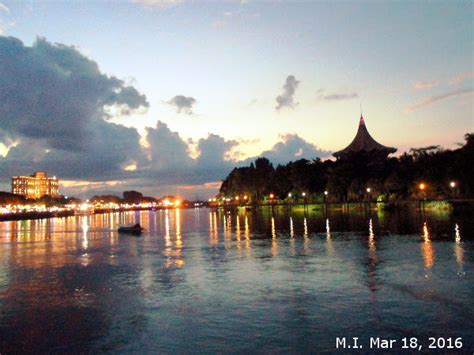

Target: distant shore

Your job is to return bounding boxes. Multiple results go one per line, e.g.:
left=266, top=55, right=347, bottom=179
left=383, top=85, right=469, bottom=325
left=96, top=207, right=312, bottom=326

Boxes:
left=1, top=199, right=473, bottom=222
left=0, top=206, right=175, bottom=222
left=211, top=199, right=474, bottom=213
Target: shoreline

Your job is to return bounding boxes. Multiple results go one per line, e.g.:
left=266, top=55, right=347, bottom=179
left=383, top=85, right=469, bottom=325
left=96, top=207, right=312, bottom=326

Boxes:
left=1, top=200, right=473, bottom=222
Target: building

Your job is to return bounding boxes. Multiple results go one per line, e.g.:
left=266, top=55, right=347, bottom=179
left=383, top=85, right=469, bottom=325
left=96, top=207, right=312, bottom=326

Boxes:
left=333, top=115, right=397, bottom=160
left=11, top=171, right=60, bottom=199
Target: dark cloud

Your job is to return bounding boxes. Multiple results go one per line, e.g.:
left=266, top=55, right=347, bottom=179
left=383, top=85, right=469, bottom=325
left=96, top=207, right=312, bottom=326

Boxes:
left=276, top=75, right=299, bottom=110
left=145, top=120, right=194, bottom=171
left=168, top=95, right=196, bottom=114
left=143, top=122, right=238, bottom=186
left=0, top=36, right=148, bottom=151
left=0, top=35, right=148, bottom=180
left=243, top=134, right=332, bottom=166
left=0, top=121, right=146, bottom=181
left=196, top=134, right=238, bottom=169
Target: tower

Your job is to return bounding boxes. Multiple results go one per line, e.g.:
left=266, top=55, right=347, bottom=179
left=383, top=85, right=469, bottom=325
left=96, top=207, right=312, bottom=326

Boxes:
left=333, top=115, right=397, bottom=160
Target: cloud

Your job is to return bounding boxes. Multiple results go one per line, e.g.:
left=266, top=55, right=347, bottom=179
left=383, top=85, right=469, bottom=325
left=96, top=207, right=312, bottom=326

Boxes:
left=449, top=71, right=474, bottom=85
left=405, top=88, right=473, bottom=112
left=0, top=3, right=8, bottom=12
left=168, top=95, right=196, bottom=114
left=0, top=36, right=148, bottom=180
left=0, top=121, right=147, bottom=181
left=317, top=91, right=359, bottom=101
left=0, top=36, right=148, bottom=152
left=145, top=121, right=194, bottom=171
left=243, top=133, right=332, bottom=166
left=413, top=80, right=438, bottom=90
left=196, top=134, right=238, bottom=169
left=132, top=0, right=184, bottom=8
left=275, top=75, right=299, bottom=110
left=144, top=122, right=239, bottom=186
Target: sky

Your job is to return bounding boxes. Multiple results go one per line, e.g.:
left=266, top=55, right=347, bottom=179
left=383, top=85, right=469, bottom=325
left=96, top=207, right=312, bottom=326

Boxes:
left=0, top=0, right=472, bottom=199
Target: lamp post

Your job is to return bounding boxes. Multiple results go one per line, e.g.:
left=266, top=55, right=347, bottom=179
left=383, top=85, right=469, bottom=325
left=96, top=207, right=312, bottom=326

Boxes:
left=302, top=192, right=307, bottom=211
left=323, top=190, right=328, bottom=214
left=269, top=193, right=274, bottom=205
left=366, top=187, right=371, bottom=213
left=269, top=193, right=275, bottom=213
left=449, top=181, right=457, bottom=199
left=419, top=183, right=426, bottom=211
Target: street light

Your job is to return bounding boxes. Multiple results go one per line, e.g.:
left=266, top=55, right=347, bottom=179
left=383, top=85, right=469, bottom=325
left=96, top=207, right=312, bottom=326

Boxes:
left=269, top=193, right=274, bottom=199
left=449, top=181, right=457, bottom=198
left=288, top=192, right=292, bottom=198
left=323, top=190, right=328, bottom=211
left=366, top=187, right=371, bottom=193
left=418, top=183, right=426, bottom=211
left=302, top=192, right=307, bottom=210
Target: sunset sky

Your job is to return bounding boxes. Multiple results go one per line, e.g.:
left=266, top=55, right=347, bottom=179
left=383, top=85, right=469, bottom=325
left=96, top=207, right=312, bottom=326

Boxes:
left=0, top=0, right=472, bottom=199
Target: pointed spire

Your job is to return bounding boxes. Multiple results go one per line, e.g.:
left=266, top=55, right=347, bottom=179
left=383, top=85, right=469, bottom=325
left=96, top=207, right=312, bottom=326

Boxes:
left=333, top=113, right=397, bottom=158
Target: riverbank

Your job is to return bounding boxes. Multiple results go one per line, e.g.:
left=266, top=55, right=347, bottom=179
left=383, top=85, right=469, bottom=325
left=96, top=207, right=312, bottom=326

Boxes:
left=213, top=199, right=474, bottom=213
left=0, top=206, right=177, bottom=222
left=1, top=199, right=473, bottom=222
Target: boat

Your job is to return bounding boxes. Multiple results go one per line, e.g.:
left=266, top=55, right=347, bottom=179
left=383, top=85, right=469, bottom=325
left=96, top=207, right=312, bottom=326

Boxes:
left=118, top=223, right=144, bottom=235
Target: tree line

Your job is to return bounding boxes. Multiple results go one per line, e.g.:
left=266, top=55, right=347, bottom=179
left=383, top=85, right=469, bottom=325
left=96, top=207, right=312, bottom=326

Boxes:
left=219, top=133, right=474, bottom=203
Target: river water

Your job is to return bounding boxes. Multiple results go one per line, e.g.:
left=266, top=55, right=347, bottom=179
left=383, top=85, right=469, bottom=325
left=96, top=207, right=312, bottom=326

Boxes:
left=0, top=208, right=473, bottom=353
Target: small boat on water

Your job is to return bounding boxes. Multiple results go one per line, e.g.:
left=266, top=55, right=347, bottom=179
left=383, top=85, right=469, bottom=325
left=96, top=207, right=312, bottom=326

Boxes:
left=118, top=223, right=144, bottom=235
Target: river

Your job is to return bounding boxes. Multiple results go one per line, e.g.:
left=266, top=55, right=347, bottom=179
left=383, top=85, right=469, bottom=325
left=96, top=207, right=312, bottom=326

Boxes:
left=0, top=208, right=472, bottom=353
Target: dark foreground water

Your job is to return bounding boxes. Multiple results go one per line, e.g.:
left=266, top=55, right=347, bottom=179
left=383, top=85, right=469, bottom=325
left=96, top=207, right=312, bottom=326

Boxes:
left=0, top=207, right=473, bottom=353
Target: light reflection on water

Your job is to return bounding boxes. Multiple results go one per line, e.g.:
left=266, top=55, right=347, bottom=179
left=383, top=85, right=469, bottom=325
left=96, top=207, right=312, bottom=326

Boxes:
left=0, top=208, right=473, bottom=352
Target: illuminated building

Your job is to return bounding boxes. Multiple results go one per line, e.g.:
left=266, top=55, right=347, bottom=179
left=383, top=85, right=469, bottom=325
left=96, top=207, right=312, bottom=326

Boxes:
left=11, top=171, right=60, bottom=199
left=333, top=115, right=397, bottom=160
